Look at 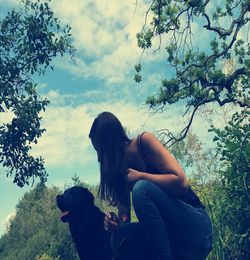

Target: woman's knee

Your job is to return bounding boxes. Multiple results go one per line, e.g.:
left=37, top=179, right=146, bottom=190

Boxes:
left=132, top=180, right=157, bottom=205
left=132, top=179, right=151, bottom=196
left=132, top=180, right=177, bottom=212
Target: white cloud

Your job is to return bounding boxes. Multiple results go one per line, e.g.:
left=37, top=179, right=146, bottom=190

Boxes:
left=51, top=0, right=141, bottom=56
left=30, top=100, right=168, bottom=167
left=2, top=0, right=154, bottom=84
left=1, top=211, right=16, bottom=232
left=30, top=88, right=220, bottom=168
left=31, top=104, right=94, bottom=166
left=49, top=0, right=158, bottom=84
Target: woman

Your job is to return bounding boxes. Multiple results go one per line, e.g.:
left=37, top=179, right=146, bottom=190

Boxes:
left=89, top=111, right=213, bottom=260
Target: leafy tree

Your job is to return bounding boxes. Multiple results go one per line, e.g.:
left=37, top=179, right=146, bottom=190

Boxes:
left=136, top=0, right=250, bottom=145
left=0, top=0, right=75, bottom=187
left=0, top=178, right=119, bottom=260
left=0, top=183, right=78, bottom=260
left=210, top=109, right=250, bottom=259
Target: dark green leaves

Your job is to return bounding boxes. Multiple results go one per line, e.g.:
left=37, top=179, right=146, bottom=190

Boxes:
left=0, top=0, right=75, bottom=187
left=134, top=63, right=142, bottom=83
left=210, top=109, right=250, bottom=258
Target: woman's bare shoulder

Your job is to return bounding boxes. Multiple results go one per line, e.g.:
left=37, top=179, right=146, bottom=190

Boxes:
left=140, top=132, right=162, bottom=148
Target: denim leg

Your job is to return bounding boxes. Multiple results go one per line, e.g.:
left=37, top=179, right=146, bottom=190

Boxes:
left=132, top=180, right=213, bottom=260
left=132, top=180, right=173, bottom=260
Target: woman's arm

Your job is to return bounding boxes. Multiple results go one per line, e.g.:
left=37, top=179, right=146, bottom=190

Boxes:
left=104, top=191, right=131, bottom=232
left=128, top=132, right=189, bottom=197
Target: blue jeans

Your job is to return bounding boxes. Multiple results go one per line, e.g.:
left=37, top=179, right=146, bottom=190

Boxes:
left=111, top=180, right=213, bottom=260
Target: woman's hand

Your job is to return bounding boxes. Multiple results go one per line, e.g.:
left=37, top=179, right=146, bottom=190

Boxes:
left=104, top=212, right=119, bottom=232
left=127, top=168, right=143, bottom=186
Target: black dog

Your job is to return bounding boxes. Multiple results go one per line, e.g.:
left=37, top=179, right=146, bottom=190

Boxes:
left=56, top=186, right=112, bottom=260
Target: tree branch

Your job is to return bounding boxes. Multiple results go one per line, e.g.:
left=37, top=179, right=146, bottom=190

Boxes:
left=203, top=1, right=249, bottom=38
left=164, top=103, right=201, bottom=147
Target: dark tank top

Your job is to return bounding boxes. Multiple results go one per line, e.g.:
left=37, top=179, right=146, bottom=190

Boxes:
left=137, top=133, right=205, bottom=209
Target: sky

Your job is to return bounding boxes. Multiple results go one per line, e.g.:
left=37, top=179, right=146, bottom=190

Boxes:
left=0, top=0, right=248, bottom=236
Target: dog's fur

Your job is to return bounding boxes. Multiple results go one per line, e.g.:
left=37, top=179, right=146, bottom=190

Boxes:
left=56, top=186, right=112, bottom=260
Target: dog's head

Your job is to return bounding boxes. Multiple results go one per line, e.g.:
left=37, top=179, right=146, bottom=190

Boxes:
left=56, top=186, right=95, bottom=223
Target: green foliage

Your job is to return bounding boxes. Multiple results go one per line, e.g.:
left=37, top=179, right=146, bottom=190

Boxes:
left=134, top=64, right=142, bottom=83
left=192, top=179, right=227, bottom=260
left=136, top=0, right=250, bottom=143
left=0, top=183, right=78, bottom=260
left=210, top=109, right=250, bottom=259
left=0, top=0, right=75, bottom=187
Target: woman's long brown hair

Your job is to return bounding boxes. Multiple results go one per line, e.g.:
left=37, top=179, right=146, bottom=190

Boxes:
left=89, top=112, right=131, bottom=206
